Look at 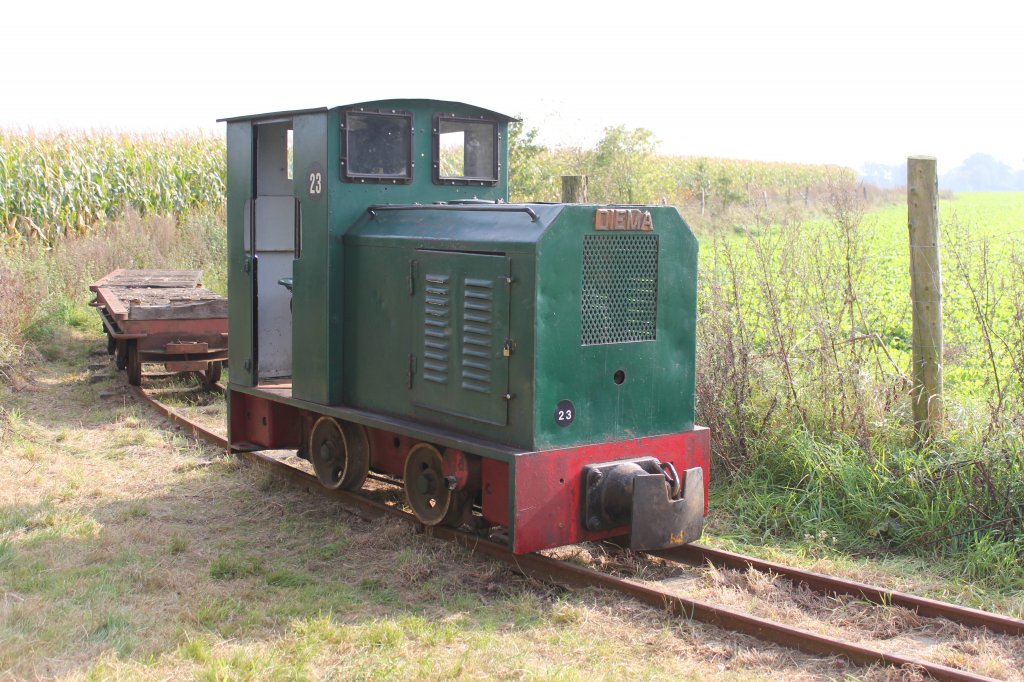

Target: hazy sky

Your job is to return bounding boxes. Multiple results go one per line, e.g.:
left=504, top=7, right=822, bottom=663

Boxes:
left=3, top=0, right=1020, bottom=172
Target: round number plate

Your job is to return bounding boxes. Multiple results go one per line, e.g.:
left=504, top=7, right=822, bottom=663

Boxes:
left=554, top=400, right=575, bottom=427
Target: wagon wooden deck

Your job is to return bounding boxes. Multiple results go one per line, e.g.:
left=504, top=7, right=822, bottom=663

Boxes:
left=90, top=269, right=228, bottom=386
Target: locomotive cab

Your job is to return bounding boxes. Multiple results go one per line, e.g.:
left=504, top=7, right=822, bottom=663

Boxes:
left=221, top=99, right=709, bottom=554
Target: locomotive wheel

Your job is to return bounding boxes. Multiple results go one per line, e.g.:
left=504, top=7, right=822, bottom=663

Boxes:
left=201, top=361, right=222, bottom=389
left=126, top=342, right=142, bottom=386
left=309, top=417, right=370, bottom=490
left=404, top=443, right=469, bottom=527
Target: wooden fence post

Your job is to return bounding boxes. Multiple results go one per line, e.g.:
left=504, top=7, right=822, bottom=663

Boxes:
left=908, top=156, right=943, bottom=439
left=561, top=176, right=587, bottom=203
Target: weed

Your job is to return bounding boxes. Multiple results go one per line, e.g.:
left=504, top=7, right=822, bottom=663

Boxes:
left=177, top=633, right=213, bottom=663
left=124, top=501, right=149, bottom=519
left=26, top=507, right=101, bottom=540
left=359, top=577, right=399, bottom=606
left=550, top=600, right=585, bottom=625
left=198, top=648, right=301, bottom=682
left=357, top=619, right=405, bottom=650
left=90, top=614, right=131, bottom=642
left=0, top=506, right=30, bottom=533
left=209, top=554, right=264, bottom=581
left=311, top=539, right=348, bottom=560
left=168, top=534, right=189, bottom=555
left=265, top=568, right=312, bottom=588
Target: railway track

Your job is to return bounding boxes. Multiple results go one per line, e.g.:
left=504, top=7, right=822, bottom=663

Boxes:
left=131, top=384, right=1023, bottom=682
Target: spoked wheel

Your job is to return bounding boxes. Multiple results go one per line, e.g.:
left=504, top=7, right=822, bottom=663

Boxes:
left=309, top=417, right=370, bottom=490
left=126, top=342, right=142, bottom=386
left=404, top=443, right=470, bottom=527
left=201, top=361, right=222, bottom=389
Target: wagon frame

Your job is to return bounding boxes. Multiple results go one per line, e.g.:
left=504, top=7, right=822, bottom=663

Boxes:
left=90, top=269, right=228, bottom=386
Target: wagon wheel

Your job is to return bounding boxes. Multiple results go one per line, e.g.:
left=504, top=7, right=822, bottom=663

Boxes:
left=403, top=443, right=470, bottom=527
left=201, top=361, right=222, bottom=389
left=115, top=341, right=128, bottom=370
left=126, top=342, right=142, bottom=386
left=309, top=417, right=370, bottom=490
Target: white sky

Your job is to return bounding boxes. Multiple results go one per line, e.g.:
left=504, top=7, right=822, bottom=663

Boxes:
left=3, top=0, right=1021, bottom=172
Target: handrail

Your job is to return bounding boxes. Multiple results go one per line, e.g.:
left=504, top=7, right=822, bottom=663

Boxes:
left=367, top=204, right=539, bottom=222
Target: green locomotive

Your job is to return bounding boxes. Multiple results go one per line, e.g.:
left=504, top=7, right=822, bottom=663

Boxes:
left=221, top=99, right=708, bottom=553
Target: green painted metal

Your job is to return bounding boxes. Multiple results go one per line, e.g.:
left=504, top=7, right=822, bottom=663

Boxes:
left=225, top=99, right=698, bottom=455
left=340, top=203, right=697, bottom=451
left=290, top=113, right=330, bottom=403
left=411, top=250, right=511, bottom=426
left=227, top=382, right=520, bottom=462
left=225, top=120, right=255, bottom=386
left=342, top=207, right=549, bottom=449
left=225, top=100, right=515, bottom=407
left=533, top=206, right=698, bottom=449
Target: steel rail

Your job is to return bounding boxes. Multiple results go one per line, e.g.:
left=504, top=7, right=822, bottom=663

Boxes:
left=657, top=544, right=1024, bottom=638
left=131, top=386, right=1001, bottom=681
left=129, top=385, right=230, bottom=449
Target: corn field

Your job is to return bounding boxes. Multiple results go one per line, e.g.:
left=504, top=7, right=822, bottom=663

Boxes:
left=0, top=130, right=225, bottom=244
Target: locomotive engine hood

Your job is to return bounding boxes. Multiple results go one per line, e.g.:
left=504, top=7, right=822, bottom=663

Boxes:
left=342, top=201, right=699, bottom=453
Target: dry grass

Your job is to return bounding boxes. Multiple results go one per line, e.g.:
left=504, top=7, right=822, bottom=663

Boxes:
left=0, top=208, right=226, bottom=371
left=542, top=540, right=1023, bottom=681
left=654, top=559, right=1022, bottom=680
left=2, top=330, right=868, bottom=681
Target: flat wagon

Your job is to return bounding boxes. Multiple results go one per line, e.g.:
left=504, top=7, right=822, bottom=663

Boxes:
left=90, top=269, right=228, bottom=386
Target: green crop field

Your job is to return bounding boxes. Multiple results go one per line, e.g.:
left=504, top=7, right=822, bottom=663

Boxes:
left=698, top=191, right=1024, bottom=589
left=0, top=130, right=224, bottom=245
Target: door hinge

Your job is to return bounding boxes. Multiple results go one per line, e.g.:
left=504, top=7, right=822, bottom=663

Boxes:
left=243, top=358, right=252, bottom=371
left=407, top=354, right=416, bottom=389
left=409, top=260, right=418, bottom=296
left=242, top=256, right=252, bottom=273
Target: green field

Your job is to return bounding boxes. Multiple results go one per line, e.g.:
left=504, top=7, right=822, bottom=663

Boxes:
left=1, top=130, right=224, bottom=245
left=698, top=191, right=1024, bottom=590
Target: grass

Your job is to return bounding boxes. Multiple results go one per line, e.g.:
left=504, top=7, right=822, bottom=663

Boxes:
left=4, top=334, right=875, bottom=680
left=698, top=190, right=1024, bottom=592
left=0, top=206, right=226, bottom=371
left=0, top=261, right=1019, bottom=682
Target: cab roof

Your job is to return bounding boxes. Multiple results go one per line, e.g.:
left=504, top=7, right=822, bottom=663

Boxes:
left=218, top=99, right=518, bottom=124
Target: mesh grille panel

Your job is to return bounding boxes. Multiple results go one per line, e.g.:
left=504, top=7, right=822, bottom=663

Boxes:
left=581, top=233, right=659, bottom=346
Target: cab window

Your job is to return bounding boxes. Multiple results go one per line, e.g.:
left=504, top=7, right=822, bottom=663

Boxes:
left=434, top=115, right=498, bottom=185
left=341, top=110, right=412, bottom=183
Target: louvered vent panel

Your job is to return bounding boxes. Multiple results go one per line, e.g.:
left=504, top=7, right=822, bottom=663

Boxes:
left=461, top=277, right=494, bottom=394
left=422, top=273, right=450, bottom=384
left=580, top=233, right=659, bottom=346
